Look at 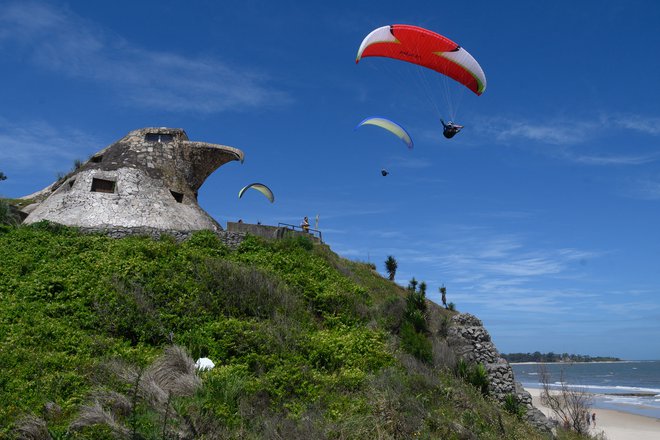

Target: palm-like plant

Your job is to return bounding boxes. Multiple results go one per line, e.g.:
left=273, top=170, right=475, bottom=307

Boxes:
left=384, top=255, right=398, bottom=280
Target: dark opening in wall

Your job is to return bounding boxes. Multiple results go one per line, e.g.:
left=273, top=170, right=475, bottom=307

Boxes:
left=91, top=178, right=116, bottom=193
left=68, top=179, right=75, bottom=189
left=90, top=155, right=103, bottom=163
left=170, top=190, right=184, bottom=203
left=145, top=133, right=174, bottom=143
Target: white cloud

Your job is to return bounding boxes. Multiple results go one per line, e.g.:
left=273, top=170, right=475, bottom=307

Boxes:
left=611, top=114, right=660, bottom=135
left=561, top=151, right=658, bottom=166
left=362, top=226, right=606, bottom=315
left=475, top=114, right=660, bottom=166
left=0, top=118, right=98, bottom=171
left=624, top=177, right=660, bottom=200
left=318, top=206, right=393, bottom=220
left=366, top=229, right=408, bottom=239
left=0, top=1, right=290, bottom=113
left=385, top=155, right=433, bottom=169
left=328, top=222, right=654, bottom=326
left=476, top=210, right=537, bottom=220
left=477, top=116, right=596, bottom=146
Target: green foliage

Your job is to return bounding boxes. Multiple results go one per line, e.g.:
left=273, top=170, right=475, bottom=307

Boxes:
left=399, top=276, right=432, bottom=361
left=439, top=315, right=451, bottom=338
left=232, top=234, right=370, bottom=323
left=470, top=363, right=489, bottom=396
left=504, top=393, right=527, bottom=419
left=456, top=359, right=489, bottom=396
left=304, top=326, right=392, bottom=374
left=184, top=229, right=230, bottom=255
left=400, top=322, right=433, bottom=363
left=274, top=234, right=314, bottom=251
left=404, top=308, right=428, bottom=334
left=456, top=358, right=470, bottom=379
left=406, top=289, right=427, bottom=315
left=0, top=199, right=22, bottom=226
left=0, top=199, right=12, bottom=225
left=0, top=225, right=546, bottom=439
left=384, top=255, right=397, bottom=280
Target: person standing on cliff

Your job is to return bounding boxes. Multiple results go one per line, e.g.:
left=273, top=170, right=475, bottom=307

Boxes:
left=301, top=216, right=310, bottom=232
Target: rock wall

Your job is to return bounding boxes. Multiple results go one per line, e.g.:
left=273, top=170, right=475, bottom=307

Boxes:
left=447, top=313, right=555, bottom=434
left=75, top=222, right=324, bottom=248
left=76, top=226, right=246, bottom=249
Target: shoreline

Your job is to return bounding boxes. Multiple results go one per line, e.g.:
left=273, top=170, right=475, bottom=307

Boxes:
left=509, top=360, right=639, bottom=365
left=525, top=387, right=660, bottom=440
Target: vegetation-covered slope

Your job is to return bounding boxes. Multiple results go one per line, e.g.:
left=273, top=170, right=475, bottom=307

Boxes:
left=0, top=222, right=546, bottom=439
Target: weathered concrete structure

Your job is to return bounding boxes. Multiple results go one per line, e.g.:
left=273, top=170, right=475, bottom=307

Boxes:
left=226, top=221, right=322, bottom=243
left=21, top=127, right=243, bottom=231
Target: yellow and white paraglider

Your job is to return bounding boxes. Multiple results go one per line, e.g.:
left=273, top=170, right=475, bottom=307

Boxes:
left=238, top=183, right=274, bottom=203
left=356, top=117, right=413, bottom=149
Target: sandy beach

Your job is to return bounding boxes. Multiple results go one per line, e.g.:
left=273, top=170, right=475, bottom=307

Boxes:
left=525, top=387, right=660, bottom=440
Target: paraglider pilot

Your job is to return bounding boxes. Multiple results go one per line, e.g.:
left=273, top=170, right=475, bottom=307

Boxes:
left=381, top=169, right=389, bottom=177
left=440, top=119, right=464, bottom=139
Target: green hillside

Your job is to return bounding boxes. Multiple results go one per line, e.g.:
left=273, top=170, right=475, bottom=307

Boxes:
left=0, top=222, right=547, bottom=439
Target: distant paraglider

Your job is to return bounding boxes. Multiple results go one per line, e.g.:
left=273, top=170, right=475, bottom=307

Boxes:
left=356, top=117, right=414, bottom=149
left=381, top=169, right=389, bottom=177
left=238, top=183, right=274, bottom=203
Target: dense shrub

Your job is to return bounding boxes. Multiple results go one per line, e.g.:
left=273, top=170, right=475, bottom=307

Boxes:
left=432, top=338, right=457, bottom=371
left=504, top=393, right=527, bottom=419
left=0, top=226, right=547, bottom=439
left=398, top=277, right=432, bottom=361
left=400, top=322, right=433, bottom=363
left=456, top=358, right=489, bottom=396
left=0, top=200, right=23, bottom=226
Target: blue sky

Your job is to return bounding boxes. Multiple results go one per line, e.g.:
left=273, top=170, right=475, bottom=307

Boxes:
left=1, top=0, right=659, bottom=360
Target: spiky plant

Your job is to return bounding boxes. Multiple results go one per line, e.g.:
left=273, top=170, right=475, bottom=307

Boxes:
left=14, top=414, right=52, bottom=440
left=70, top=345, right=204, bottom=439
left=69, top=402, right=130, bottom=439
left=384, top=255, right=398, bottom=281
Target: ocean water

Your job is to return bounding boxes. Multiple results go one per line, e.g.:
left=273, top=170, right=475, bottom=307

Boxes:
left=511, top=360, right=660, bottom=419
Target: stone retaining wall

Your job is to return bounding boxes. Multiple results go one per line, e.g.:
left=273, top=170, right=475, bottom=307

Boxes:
left=75, top=223, right=322, bottom=249
left=76, top=226, right=246, bottom=249
left=447, top=313, right=555, bottom=435
left=227, top=222, right=321, bottom=243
